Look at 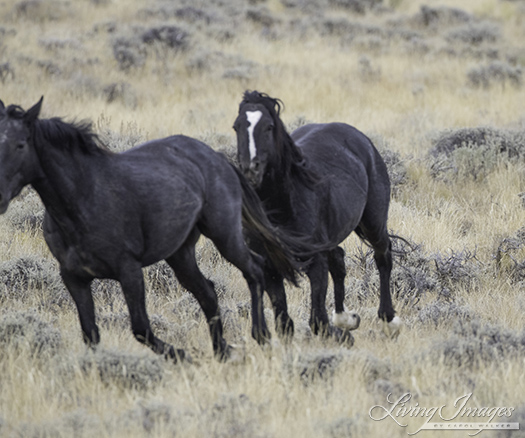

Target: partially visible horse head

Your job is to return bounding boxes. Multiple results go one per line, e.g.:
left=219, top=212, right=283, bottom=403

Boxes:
left=0, top=97, right=43, bottom=213
left=234, top=90, right=316, bottom=191
left=233, top=91, right=285, bottom=188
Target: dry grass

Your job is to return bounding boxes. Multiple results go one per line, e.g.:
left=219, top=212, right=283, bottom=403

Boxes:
left=1, top=0, right=525, bottom=437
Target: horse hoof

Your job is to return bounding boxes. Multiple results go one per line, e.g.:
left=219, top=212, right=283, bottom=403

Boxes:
left=166, top=347, right=192, bottom=364
left=331, top=327, right=355, bottom=347
left=220, top=344, right=245, bottom=364
left=252, top=328, right=272, bottom=346
left=228, top=345, right=246, bottom=364
left=276, top=318, right=295, bottom=340
left=176, top=349, right=193, bottom=364
left=332, top=309, right=360, bottom=331
left=382, top=316, right=402, bottom=339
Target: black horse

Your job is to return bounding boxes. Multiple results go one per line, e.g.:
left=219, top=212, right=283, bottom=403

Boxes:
left=0, top=97, right=305, bottom=362
left=233, top=91, right=401, bottom=338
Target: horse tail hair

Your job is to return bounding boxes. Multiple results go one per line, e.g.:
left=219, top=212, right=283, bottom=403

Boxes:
left=231, top=165, right=302, bottom=285
left=354, top=227, right=415, bottom=255
left=388, top=233, right=414, bottom=248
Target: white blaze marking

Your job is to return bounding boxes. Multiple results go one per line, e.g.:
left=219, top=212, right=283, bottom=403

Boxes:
left=246, top=110, right=262, bottom=161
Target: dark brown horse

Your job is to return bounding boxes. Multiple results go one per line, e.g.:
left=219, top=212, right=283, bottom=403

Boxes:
left=233, top=91, right=401, bottom=339
left=0, top=97, right=308, bottom=362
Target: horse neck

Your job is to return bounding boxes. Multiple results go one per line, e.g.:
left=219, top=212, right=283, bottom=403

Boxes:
left=258, top=126, right=310, bottom=224
left=31, top=137, right=107, bottom=232
left=258, top=164, right=296, bottom=225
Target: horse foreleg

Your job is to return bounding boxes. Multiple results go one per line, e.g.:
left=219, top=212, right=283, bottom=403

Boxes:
left=119, top=266, right=187, bottom=363
left=61, top=270, right=99, bottom=347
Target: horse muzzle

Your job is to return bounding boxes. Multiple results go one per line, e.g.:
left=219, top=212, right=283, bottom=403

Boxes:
left=240, top=167, right=263, bottom=188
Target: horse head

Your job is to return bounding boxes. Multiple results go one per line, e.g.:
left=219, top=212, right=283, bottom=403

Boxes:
left=0, top=97, right=43, bottom=213
left=233, top=91, right=285, bottom=188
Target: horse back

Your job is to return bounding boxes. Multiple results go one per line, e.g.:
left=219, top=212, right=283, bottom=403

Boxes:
left=132, top=135, right=249, bottom=240
left=122, top=135, right=239, bottom=198
left=292, top=123, right=388, bottom=181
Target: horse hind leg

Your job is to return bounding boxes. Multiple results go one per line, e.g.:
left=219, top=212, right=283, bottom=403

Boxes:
left=360, top=227, right=401, bottom=338
left=165, top=241, right=233, bottom=362
left=243, top=237, right=293, bottom=339
left=357, top=170, right=401, bottom=337
left=202, top=225, right=271, bottom=346
left=373, top=238, right=402, bottom=337
left=119, top=265, right=186, bottom=362
left=328, top=247, right=360, bottom=331
left=230, top=249, right=271, bottom=345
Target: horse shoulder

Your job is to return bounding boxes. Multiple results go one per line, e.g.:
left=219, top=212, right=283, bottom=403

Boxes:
left=42, top=213, right=115, bottom=277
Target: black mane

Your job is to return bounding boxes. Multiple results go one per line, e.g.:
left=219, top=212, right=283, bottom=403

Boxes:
left=37, top=118, right=110, bottom=156
left=241, top=91, right=319, bottom=188
left=6, top=104, right=110, bottom=156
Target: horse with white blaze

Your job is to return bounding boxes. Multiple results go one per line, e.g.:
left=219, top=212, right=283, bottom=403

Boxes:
left=233, top=91, right=402, bottom=340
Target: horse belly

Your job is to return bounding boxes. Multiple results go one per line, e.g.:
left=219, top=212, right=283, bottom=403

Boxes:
left=327, top=187, right=368, bottom=243
left=138, top=195, right=203, bottom=266
left=308, top=155, right=369, bottom=244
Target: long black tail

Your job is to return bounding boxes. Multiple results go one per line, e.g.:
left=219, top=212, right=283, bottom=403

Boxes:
left=231, top=165, right=321, bottom=285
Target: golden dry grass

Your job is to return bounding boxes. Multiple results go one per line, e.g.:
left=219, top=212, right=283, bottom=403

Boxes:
left=1, top=0, right=525, bottom=437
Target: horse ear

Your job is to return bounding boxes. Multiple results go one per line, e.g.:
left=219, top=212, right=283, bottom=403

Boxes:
left=25, top=96, right=44, bottom=123
left=0, top=100, right=4, bottom=110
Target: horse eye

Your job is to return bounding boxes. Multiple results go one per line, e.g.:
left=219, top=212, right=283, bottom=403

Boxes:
left=17, top=143, right=25, bottom=150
